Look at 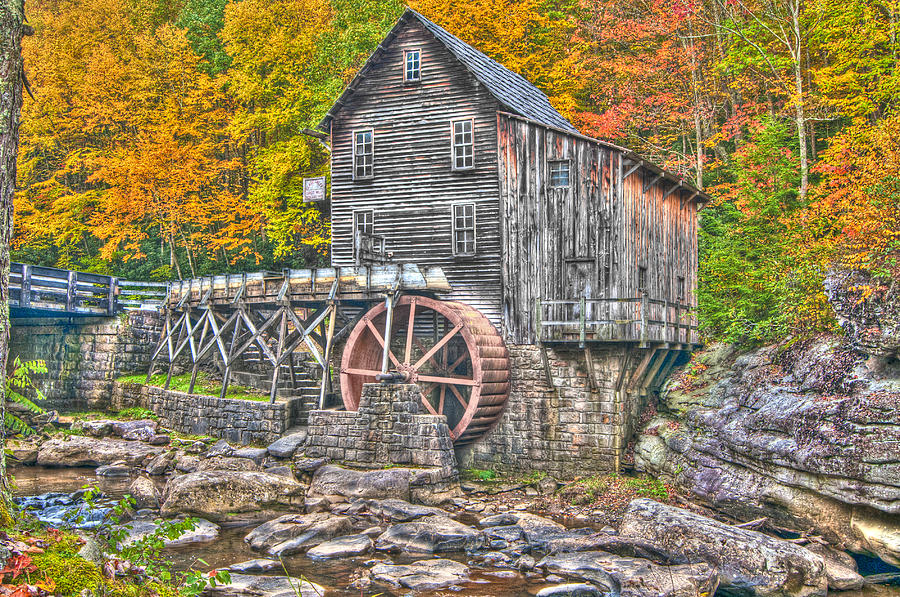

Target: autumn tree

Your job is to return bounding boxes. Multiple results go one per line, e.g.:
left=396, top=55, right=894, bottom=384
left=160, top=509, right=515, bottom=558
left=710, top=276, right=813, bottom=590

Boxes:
left=0, top=0, right=26, bottom=521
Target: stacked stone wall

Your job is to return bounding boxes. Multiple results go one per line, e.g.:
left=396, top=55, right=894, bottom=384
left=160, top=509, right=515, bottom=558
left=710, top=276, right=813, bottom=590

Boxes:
left=458, top=343, right=651, bottom=479
left=112, top=381, right=297, bottom=444
left=9, top=311, right=162, bottom=410
left=303, top=384, right=459, bottom=498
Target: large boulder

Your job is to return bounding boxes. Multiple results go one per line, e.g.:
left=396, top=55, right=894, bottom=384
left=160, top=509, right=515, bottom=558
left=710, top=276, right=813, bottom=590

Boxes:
left=202, top=574, right=323, bottom=597
left=619, top=499, right=827, bottom=596
left=537, top=551, right=719, bottom=597
left=362, top=498, right=450, bottom=522
left=308, top=465, right=412, bottom=502
left=118, top=518, right=220, bottom=548
left=370, top=559, right=469, bottom=591
left=825, top=269, right=900, bottom=356
left=160, top=471, right=305, bottom=522
left=480, top=512, right=579, bottom=549
left=38, top=436, right=164, bottom=467
left=375, top=515, right=480, bottom=553
left=267, top=431, right=308, bottom=459
left=244, top=512, right=353, bottom=556
left=128, top=476, right=161, bottom=509
left=306, top=534, right=373, bottom=559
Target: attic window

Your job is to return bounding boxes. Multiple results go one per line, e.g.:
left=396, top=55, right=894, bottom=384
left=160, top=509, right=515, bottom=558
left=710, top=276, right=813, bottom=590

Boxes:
left=353, top=129, right=373, bottom=179
left=452, top=119, right=474, bottom=170
left=404, top=49, right=421, bottom=82
left=549, top=161, right=570, bottom=188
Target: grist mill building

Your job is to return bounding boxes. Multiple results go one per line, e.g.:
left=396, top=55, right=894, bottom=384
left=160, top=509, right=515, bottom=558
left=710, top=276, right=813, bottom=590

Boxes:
left=141, top=8, right=706, bottom=478
left=316, top=9, right=706, bottom=476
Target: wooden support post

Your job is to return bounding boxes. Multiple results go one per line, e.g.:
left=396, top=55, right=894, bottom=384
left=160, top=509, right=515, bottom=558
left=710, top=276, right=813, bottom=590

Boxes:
left=108, top=277, right=119, bottom=315
left=270, top=308, right=287, bottom=404
left=66, top=271, right=77, bottom=312
left=20, top=264, right=31, bottom=309
left=380, top=293, right=396, bottom=375
left=534, top=298, right=542, bottom=342
left=221, top=314, right=243, bottom=400
left=319, top=304, right=337, bottom=409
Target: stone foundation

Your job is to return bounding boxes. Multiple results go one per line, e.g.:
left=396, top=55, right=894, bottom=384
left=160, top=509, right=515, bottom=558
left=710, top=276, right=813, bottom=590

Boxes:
left=302, top=384, right=459, bottom=498
left=458, top=344, right=685, bottom=479
left=9, top=311, right=162, bottom=410
left=112, top=381, right=299, bottom=444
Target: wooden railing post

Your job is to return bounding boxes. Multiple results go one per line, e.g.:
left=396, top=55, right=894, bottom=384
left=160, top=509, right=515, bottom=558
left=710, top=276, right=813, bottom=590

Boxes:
left=579, top=296, right=586, bottom=348
left=534, top=297, right=542, bottom=343
left=108, top=277, right=119, bottom=315
left=640, top=293, right=649, bottom=348
left=20, top=264, right=31, bottom=309
left=66, top=271, right=77, bottom=312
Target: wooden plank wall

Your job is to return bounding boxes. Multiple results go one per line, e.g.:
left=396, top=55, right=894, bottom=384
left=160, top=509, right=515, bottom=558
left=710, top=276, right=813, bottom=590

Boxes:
left=328, top=20, right=504, bottom=325
left=498, top=113, right=699, bottom=345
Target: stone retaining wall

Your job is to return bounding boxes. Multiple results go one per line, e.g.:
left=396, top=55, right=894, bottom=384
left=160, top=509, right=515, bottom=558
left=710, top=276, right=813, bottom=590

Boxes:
left=112, top=381, right=299, bottom=444
left=10, top=311, right=162, bottom=410
left=458, top=344, right=673, bottom=478
left=302, top=384, right=459, bottom=498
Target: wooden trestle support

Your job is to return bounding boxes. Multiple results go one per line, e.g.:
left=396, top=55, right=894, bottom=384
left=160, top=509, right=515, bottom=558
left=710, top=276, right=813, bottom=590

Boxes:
left=146, top=266, right=511, bottom=444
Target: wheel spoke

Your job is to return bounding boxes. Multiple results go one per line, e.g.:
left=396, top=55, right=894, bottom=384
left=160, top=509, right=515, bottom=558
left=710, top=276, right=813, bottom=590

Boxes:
left=438, top=384, right=446, bottom=413
left=404, top=299, right=416, bottom=364
left=413, top=323, right=462, bottom=370
left=446, top=352, right=469, bottom=373
left=448, top=384, right=469, bottom=409
left=412, top=336, right=443, bottom=370
left=418, top=374, right=476, bottom=386
left=419, top=393, right=438, bottom=415
left=364, top=317, right=400, bottom=368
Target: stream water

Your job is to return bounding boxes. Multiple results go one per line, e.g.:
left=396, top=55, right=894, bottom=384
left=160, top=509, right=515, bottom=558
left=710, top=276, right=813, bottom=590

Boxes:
left=10, top=466, right=900, bottom=597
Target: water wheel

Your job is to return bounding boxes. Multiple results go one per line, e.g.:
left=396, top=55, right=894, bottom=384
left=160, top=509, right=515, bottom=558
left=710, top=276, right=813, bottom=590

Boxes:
left=340, top=295, right=509, bottom=444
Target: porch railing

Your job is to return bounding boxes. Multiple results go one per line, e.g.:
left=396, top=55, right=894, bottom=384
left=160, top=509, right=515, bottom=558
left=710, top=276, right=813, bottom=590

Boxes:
left=535, top=295, right=699, bottom=347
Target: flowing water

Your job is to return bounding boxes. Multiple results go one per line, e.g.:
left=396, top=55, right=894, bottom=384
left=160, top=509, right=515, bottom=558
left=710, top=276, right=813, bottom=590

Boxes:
left=10, top=466, right=900, bottom=597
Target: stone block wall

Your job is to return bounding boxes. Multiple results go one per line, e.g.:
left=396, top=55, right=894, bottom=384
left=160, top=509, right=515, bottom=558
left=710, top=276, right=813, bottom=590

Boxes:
left=304, top=383, right=457, bottom=476
left=9, top=311, right=162, bottom=411
left=112, top=381, right=298, bottom=444
left=458, top=344, right=655, bottom=478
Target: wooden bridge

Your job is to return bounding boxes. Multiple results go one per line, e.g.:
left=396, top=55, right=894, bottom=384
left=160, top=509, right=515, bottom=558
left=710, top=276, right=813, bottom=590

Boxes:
left=9, top=263, right=168, bottom=317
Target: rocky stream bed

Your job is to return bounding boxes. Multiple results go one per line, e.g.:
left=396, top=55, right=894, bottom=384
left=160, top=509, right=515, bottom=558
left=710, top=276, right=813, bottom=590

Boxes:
left=7, top=415, right=900, bottom=597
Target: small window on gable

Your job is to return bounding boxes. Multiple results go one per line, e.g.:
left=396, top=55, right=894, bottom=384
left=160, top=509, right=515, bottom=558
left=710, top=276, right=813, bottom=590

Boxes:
left=677, top=276, right=686, bottom=302
left=353, top=130, right=373, bottom=180
left=549, top=160, right=570, bottom=188
left=404, top=49, right=421, bottom=82
left=452, top=203, right=476, bottom=256
left=451, top=119, right=474, bottom=171
left=638, top=267, right=648, bottom=294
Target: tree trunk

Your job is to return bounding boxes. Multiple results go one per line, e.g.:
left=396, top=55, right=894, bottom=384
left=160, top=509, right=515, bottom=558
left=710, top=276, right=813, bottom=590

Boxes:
left=0, top=0, right=25, bottom=521
left=791, top=0, right=809, bottom=201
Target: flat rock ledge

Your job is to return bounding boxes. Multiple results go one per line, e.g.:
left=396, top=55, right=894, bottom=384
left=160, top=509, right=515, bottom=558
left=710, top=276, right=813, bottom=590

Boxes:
left=201, top=574, right=323, bottom=597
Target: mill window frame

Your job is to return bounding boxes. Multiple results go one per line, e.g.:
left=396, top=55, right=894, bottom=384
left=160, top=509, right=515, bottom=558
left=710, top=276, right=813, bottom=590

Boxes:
left=638, top=266, right=648, bottom=295
left=452, top=202, right=477, bottom=256
left=549, top=160, right=571, bottom=188
left=352, top=129, right=374, bottom=180
left=353, top=209, right=375, bottom=262
left=404, top=49, right=421, bottom=83
left=451, top=119, right=475, bottom=171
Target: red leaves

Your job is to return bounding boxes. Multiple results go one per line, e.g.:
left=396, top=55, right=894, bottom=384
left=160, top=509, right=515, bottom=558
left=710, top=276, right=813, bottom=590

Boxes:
left=0, top=555, right=37, bottom=580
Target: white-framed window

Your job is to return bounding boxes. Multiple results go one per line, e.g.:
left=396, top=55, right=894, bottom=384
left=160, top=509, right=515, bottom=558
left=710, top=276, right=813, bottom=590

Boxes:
left=452, top=202, right=476, bottom=256
left=451, top=119, right=474, bottom=171
left=353, top=129, right=374, bottom=179
left=549, top=160, right=570, bottom=188
left=353, top=209, right=374, bottom=261
left=404, top=49, right=421, bottom=82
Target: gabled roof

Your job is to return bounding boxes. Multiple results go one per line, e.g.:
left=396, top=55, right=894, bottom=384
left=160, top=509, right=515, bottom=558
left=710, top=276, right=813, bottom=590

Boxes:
left=317, top=8, right=578, bottom=133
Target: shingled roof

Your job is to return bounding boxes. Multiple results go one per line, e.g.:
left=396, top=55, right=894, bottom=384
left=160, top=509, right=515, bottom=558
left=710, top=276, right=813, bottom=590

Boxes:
left=318, top=9, right=578, bottom=134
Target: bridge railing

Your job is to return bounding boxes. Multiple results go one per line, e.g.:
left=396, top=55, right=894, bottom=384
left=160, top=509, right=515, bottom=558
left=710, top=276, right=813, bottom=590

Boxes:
left=10, top=263, right=169, bottom=315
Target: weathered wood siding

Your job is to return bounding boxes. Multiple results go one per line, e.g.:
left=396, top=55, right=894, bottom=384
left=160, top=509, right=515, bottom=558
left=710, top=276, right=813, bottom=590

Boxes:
left=328, top=20, right=504, bottom=324
left=498, top=113, right=699, bottom=345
